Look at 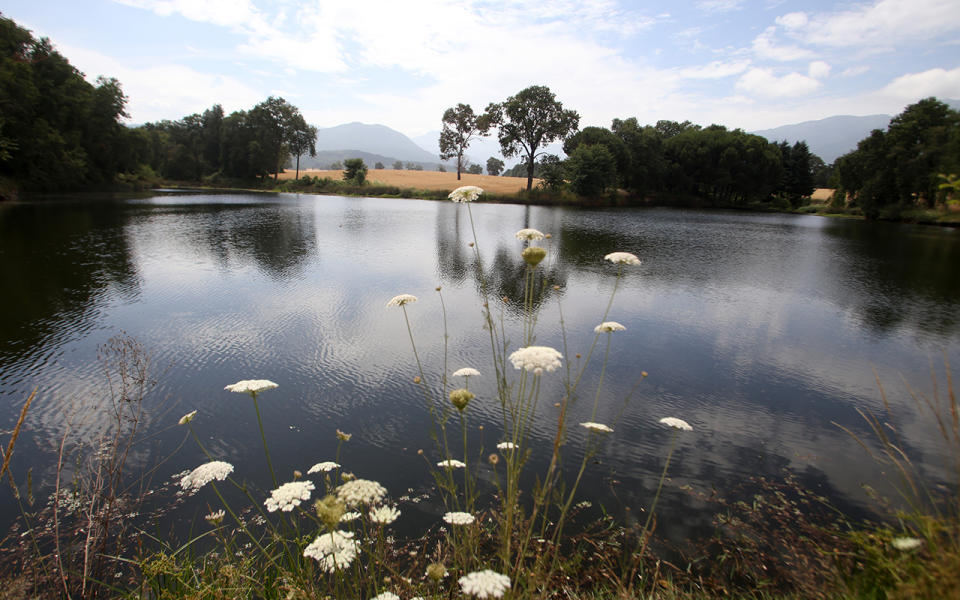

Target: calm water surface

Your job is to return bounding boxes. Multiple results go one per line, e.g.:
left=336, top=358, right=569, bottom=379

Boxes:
left=1, top=191, right=959, bottom=541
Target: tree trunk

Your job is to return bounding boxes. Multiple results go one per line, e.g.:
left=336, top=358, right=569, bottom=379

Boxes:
left=457, top=155, right=462, bottom=180
left=295, top=154, right=300, bottom=179
left=526, top=155, right=535, bottom=191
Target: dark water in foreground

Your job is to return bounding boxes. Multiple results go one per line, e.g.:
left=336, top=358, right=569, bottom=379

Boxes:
left=1, top=191, right=958, bottom=543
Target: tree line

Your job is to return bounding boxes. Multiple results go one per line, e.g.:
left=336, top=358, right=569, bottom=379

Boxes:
left=440, top=86, right=820, bottom=205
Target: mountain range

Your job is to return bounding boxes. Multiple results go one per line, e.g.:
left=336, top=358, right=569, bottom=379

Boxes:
left=302, top=100, right=960, bottom=171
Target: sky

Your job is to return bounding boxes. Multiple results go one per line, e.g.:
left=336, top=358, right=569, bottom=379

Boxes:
left=5, top=0, right=960, bottom=139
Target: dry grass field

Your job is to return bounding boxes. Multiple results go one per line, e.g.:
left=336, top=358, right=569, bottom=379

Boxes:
left=810, top=188, right=835, bottom=202
left=278, top=168, right=540, bottom=196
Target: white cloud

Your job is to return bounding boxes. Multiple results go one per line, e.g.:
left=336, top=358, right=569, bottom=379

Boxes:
left=880, top=66, right=960, bottom=100
left=58, top=43, right=263, bottom=123
left=775, top=12, right=808, bottom=29
left=752, top=26, right=816, bottom=61
left=679, top=60, right=751, bottom=79
left=841, top=66, right=870, bottom=77
left=696, top=0, right=745, bottom=14
left=808, top=61, right=831, bottom=79
left=796, top=0, right=960, bottom=48
left=735, top=68, right=822, bottom=98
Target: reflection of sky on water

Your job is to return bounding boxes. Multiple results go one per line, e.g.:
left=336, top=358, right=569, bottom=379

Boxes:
left=1, top=193, right=958, bottom=540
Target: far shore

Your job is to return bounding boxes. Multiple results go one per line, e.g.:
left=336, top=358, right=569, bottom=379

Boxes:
left=278, top=168, right=541, bottom=196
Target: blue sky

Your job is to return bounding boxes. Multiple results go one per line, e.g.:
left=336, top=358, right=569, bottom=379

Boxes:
left=5, top=0, right=959, bottom=138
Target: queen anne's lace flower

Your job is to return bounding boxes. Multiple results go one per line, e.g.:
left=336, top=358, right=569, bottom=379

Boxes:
left=509, top=346, right=562, bottom=375
left=264, top=480, right=315, bottom=512
left=595, top=321, right=626, bottom=333
left=386, top=294, right=418, bottom=307
left=180, top=461, right=234, bottom=490
left=224, top=379, right=278, bottom=394
left=580, top=422, right=614, bottom=433
left=448, top=185, right=483, bottom=202
left=496, top=442, right=517, bottom=451
left=308, top=461, right=340, bottom=474
left=303, top=530, right=359, bottom=572
left=515, top=228, right=545, bottom=241
left=336, top=479, right=387, bottom=507
left=370, top=505, right=401, bottom=525
left=892, top=536, right=923, bottom=551
left=339, top=511, right=360, bottom=523
left=205, top=510, right=225, bottom=525
left=452, top=367, right=481, bottom=378
left=437, top=459, right=466, bottom=469
left=371, top=593, right=400, bottom=600
left=443, top=511, right=476, bottom=525
left=659, top=417, right=693, bottom=431
left=459, top=569, right=511, bottom=599
left=604, top=251, right=641, bottom=265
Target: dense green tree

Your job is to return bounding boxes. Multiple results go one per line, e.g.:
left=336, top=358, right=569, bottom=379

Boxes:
left=566, top=144, right=617, bottom=196
left=392, top=160, right=403, bottom=170
left=564, top=126, right=630, bottom=187
left=287, top=114, right=317, bottom=179
left=248, top=96, right=304, bottom=180
left=467, top=164, right=483, bottom=175
left=537, top=154, right=566, bottom=191
left=343, top=158, right=367, bottom=184
left=482, top=85, right=579, bottom=191
left=374, top=161, right=385, bottom=169
left=777, top=140, right=815, bottom=205
left=486, top=157, right=504, bottom=176
left=439, top=103, right=486, bottom=180
left=611, top=117, right=666, bottom=194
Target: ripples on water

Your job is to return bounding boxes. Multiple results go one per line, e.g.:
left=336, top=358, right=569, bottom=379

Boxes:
left=0, top=191, right=958, bottom=539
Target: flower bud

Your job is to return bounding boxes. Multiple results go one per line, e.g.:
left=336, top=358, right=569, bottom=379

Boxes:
left=449, top=388, right=475, bottom=411
left=522, top=246, right=547, bottom=267
left=426, top=562, right=448, bottom=581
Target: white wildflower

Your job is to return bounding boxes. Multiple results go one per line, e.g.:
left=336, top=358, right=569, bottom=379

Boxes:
left=659, top=417, right=693, bottom=431
left=339, top=511, right=361, bottom=523
left=604, top=251, right=641, bottom=265
left=496, top=442, right=517, bottom=451
left=452, top=367, right=481, bottom=378
left=303, top=530, right=359, bottom=572
left=437, top=459, right=466, bottom=469
left=892, top=536, right=923, bottom=551
left=515, top=228, right=545, bottom=241
left=178, top=410, right=197, bottom=425
left=264, top=480, right=315, bottom=512
left=386, top=294, right=418, bottom=307
left=508, top=346, right=562, bottom=375
left=594, top=321, right=626, bottom=333
left=180, top=461, right=233, bottom=490
left=448, top=185, right=483, bottom=202
left=443, top=511, right=476, bottom=525
left=580, top=422, right=614, bottom=433
left=370, top=505, right=401, bottom=525
left=307, top=461, right=340, bottom=474
left=371, top=593, right=400, bottom=600
left=224, top=379, right=278, bottom=394
left=336, top=479, right=387, bottom=507
left=459, top=569, right=511, bottom=599
left=205, top=509, right=225, bottom=525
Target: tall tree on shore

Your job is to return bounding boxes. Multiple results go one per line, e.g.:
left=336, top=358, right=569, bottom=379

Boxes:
left=439, top=103, right=485, bottom=180
left=482, top=86, right=580, bottom=191
left=249, top=96, right=299, bottom=180
left=287, top=114, right=317, bottom=179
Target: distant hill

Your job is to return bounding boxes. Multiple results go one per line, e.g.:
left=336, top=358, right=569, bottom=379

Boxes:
left=299, top=150, right=417, bottom=170
left=311, top=122, right=440, bottom=167
left=751, top=115, right=892, bottom=164
left=751, top=99, right=960, bottom=163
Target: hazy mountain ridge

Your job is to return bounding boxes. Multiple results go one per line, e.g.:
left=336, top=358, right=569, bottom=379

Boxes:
left=312, top=122, right=441, bottom=167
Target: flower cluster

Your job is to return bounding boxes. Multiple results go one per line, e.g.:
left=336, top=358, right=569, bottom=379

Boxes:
left=443, top=511, right=476, bottom=525
left=308, top=461, right=340, bottom=474
left=224, top=379, right=278, bottom=394
left=603, top=251, right=641, bottom=265
left=437, top=459, right=466, bottom=469
left=515, top=228, right=545, bottom=241
left=369, top=505, right=401, bottom=525
left=180, top=461, right=234, bottom=490
left=448, top=185, right=483, bottom=202
left=178, top=410, right=197, bottom=425
left=264, top=480, right=315, bottom=512
left=386, top=294, right=418, bottom=307
left=459, top=569, right=511, bottom=599
left=892, top=536, right=923, bottom=551
left=508, top=346, right=562, bottom=375
left=580, top=422, right=614, bottom=433
left=659, top=417, right=693, bottom=431
left=336, top=478, right=387, bottom=507
left=595, top=321, right=626, bottom=333
left=496, top=442, right=517, bottom=451
left=303, top=530, right=359, bottom=572
left=452, top=367, right=481, bottom=378
left=371, top=593, right=400, bottom=600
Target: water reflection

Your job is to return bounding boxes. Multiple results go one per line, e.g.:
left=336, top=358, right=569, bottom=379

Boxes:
left=0, top=195, right=958, bottom=544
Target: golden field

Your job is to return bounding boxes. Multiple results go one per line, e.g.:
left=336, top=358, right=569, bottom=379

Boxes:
left=278, top=168, right=540, bottom=196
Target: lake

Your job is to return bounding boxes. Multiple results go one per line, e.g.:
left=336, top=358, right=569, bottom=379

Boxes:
left=1, top=190, right=958, bottom=544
